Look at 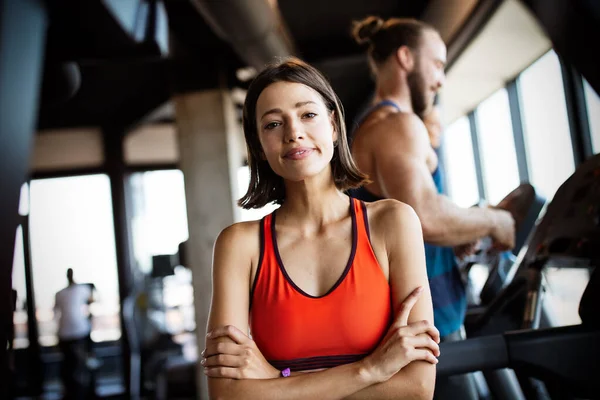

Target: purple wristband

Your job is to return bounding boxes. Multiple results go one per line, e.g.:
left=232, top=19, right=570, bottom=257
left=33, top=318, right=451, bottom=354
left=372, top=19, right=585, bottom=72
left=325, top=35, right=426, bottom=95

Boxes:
left=281, top=367, right=291, bottom=377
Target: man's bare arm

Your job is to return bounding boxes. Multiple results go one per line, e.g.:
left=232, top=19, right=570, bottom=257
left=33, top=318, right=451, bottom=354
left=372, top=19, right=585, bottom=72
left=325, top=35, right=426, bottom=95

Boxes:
left=373, top=114, right=514, bottom=247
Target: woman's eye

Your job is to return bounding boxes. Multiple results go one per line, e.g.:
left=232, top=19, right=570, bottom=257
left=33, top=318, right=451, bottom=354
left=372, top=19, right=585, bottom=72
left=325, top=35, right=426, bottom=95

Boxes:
left=264, top=122, right=281, bottom=130
left=303, top=112, right=317, bottom=119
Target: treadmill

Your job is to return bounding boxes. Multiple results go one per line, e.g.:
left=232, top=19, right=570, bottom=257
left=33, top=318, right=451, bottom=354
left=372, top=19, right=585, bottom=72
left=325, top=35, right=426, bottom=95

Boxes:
left=437, top=154, right=600, bottom=399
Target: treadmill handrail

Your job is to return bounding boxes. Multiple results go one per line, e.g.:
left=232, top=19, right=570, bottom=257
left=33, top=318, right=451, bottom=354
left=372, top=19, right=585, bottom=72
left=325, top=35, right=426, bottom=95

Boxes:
left=437, top=324, right=600, bottom=396
left=437, top=334, right=508, bottom=376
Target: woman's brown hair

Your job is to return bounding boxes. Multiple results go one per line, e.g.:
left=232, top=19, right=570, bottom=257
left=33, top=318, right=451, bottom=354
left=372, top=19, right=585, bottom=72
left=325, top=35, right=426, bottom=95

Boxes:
left=238, top=57, right=369, bottom=209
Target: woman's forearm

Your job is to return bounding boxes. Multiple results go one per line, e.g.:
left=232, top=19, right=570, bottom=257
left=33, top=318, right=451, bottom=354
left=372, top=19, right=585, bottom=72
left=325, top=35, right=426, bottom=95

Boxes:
left=209, top=360, right=378, bottom=400
left=343, top=362, right=435, bottom=400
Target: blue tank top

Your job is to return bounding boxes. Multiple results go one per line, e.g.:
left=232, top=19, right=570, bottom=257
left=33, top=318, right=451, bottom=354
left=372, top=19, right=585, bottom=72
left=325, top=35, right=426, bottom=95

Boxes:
left=350, top=100, right=466, bottom=338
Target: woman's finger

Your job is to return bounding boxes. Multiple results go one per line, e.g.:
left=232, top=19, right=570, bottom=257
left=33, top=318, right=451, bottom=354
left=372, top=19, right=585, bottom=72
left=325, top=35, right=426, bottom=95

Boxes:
left=405, top=335, right=440, bottom=357
left=394, top=287, right=424, bottom=327
left=404, top=320, right=440, bottom=343
left=203, top=354, right=246, bottom=368
left=207, top=325, right=249, bottom=344
left=409, top=348, right=439, bottom=365
left=203, top=341, right=243, bottom=358
left=204, top=366, right=241, bottom=379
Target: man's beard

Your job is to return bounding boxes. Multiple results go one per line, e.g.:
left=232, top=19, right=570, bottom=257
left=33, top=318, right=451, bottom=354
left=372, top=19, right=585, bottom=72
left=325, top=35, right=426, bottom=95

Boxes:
left=407, top=68, right=430, bottom=117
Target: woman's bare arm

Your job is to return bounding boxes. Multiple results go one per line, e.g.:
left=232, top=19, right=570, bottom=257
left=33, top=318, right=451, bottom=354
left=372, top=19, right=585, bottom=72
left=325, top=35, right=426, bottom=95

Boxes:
left=207, top=223, right=379, bottom=400
left=343, top=201, right=437, bottom=400
left=207, top=212, right=438, bottom=400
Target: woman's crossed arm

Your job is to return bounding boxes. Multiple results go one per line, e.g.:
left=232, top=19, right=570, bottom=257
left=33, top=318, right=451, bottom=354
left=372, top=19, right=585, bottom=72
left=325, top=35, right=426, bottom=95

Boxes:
left=206, top=203, right=438, bottom=400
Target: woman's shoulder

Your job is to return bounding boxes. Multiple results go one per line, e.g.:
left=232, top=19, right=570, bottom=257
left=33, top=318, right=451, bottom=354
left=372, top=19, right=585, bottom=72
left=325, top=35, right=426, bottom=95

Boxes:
left=217, top=219, right=262, bottom=247
left=364, top=199, right=421, bottom=234
left=213, top=219, right=264, bottom=274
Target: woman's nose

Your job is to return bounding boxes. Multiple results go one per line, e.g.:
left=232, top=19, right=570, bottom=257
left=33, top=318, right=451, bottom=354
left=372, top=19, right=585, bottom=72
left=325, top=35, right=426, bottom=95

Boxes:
left=284, top=118, right=303, bottom=142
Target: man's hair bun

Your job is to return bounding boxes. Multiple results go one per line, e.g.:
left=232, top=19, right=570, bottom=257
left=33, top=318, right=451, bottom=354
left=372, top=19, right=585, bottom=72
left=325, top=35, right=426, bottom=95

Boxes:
left=352, top=16, right=384, bottom=45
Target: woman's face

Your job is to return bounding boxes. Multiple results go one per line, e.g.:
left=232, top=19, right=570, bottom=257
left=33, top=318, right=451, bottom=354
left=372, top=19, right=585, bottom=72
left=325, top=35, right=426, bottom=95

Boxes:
left=255, top=81, right=337, bottom=182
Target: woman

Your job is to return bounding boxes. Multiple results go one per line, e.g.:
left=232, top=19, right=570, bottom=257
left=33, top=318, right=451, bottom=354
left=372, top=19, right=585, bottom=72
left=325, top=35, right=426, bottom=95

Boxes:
left=203, top=57, right=440, bottom=399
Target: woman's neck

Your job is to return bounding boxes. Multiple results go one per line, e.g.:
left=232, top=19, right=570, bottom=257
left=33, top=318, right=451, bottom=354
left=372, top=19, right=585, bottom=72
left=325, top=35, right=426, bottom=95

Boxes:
left=278, top=175, right=349, bottom=232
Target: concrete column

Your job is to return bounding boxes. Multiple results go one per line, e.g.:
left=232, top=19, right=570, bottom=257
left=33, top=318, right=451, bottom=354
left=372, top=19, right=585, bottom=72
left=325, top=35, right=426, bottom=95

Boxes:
left=174, top=89, right=245, bottom=400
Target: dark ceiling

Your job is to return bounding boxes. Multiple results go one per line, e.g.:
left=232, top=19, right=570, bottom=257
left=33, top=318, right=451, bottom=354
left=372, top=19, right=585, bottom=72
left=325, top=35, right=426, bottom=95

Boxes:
left=279, top=0, right=428, bottom=61
left=37, top=0, right=431, bottom=132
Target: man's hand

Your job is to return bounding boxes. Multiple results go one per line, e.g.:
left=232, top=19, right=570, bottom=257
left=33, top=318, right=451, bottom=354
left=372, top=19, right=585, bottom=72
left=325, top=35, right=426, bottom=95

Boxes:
left=454, top=241, right=479, bottom=260
left=490, top=209, right=516, bottom=251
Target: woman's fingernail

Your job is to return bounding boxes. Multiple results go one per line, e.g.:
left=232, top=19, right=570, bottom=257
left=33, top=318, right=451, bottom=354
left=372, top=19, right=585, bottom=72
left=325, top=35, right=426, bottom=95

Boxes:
left=206, top=332, right=212, bottom=338
left=201, top=359, right=206, bottom=365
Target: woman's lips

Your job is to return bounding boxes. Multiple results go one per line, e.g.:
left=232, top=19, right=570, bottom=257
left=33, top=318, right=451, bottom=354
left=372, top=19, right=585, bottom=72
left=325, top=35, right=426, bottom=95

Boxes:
left=284, top=147, right=314, bottom=160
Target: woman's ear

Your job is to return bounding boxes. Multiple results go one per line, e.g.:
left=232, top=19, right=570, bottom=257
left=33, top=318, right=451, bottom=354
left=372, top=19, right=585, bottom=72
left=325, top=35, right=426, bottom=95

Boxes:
left=330, top=111, right=339, bottom=143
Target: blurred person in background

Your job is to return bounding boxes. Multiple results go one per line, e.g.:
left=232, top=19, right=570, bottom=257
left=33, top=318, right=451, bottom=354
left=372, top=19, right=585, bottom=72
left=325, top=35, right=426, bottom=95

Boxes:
left=54, top=268, right=93, bottom=400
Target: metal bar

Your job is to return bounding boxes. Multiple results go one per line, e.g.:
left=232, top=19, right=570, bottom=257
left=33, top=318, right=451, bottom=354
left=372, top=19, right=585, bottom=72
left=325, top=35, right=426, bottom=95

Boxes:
left=103, top=127, right=134, bottom=396
left=559, top=56, right=594, bottom=164
left=468, top=111, right=487, bottom=200
left=21, top=216, right=44, bottom=394
left=437, top=335, right=509, bottom=376
left=506, top=79, right=530, bottom=182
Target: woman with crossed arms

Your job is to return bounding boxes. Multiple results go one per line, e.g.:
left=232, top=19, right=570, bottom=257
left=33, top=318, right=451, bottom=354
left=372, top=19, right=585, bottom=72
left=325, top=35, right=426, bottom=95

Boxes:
left=202, top=58, right=440, bottom=399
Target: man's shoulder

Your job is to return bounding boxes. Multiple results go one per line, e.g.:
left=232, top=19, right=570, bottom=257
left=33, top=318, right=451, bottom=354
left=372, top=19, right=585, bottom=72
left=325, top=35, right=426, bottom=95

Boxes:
left=358, top=110, right=427, bottom=143
left=77, top=283, right=93, bottom=295
left=381, top=111, right=427, bottom=138
left=58, top=284, right=90, bottom=297
left=55, top=287, right=67, bottom=305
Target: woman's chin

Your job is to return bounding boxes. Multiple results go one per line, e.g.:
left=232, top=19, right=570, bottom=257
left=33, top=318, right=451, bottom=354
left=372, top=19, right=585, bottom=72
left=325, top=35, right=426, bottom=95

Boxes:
left=281, top=169, right=327, bottom=184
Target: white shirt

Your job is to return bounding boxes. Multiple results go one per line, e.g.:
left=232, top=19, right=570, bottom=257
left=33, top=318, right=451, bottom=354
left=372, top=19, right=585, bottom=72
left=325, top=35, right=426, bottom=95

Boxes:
left=54, top=284, right=92, bottom=340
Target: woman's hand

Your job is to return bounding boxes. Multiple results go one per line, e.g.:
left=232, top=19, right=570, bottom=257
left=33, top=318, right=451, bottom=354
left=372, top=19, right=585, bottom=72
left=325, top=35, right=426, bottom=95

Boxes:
left=202, top=325, right=280, bottom=379
left=360, top=286, right=440, bottom=383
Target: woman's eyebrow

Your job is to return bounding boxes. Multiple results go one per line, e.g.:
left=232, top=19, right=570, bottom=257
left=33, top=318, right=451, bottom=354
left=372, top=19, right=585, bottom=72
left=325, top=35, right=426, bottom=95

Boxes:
left=260, top=101, right=317, bottom=120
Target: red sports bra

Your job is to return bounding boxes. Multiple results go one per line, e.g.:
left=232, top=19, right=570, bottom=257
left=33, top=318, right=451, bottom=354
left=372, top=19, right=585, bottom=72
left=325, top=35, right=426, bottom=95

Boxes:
left=249, top=197, right=392, bottom=371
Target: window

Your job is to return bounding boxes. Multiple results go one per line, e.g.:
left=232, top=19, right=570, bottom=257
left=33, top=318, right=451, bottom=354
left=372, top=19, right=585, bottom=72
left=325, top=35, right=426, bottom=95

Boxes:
left=583, top=78, right=600, bottom=154
left=476, top=88, right=521, bottom=205
left=128, top=170, right=196, bottom=359
left=519, top=50, right=575, bottom=200
left=129, top=170, right=189, bottom=273
left=443, top=116, right=480, bottom=208
left=29, top=175, right=121, bottom=346
left=12, top=225, right=28, bottom=349
left=19, top=182, right=30, bottom=216
left=544, top=267, right=591, bottom=326
left=12, top=183, right=30, bottom=349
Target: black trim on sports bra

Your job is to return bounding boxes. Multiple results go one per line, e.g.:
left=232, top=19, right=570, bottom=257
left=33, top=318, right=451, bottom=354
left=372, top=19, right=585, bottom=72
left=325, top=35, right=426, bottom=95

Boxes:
left=271, top=197, right=358, bottom=299
left=249, top=216, right=266, bottom=309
